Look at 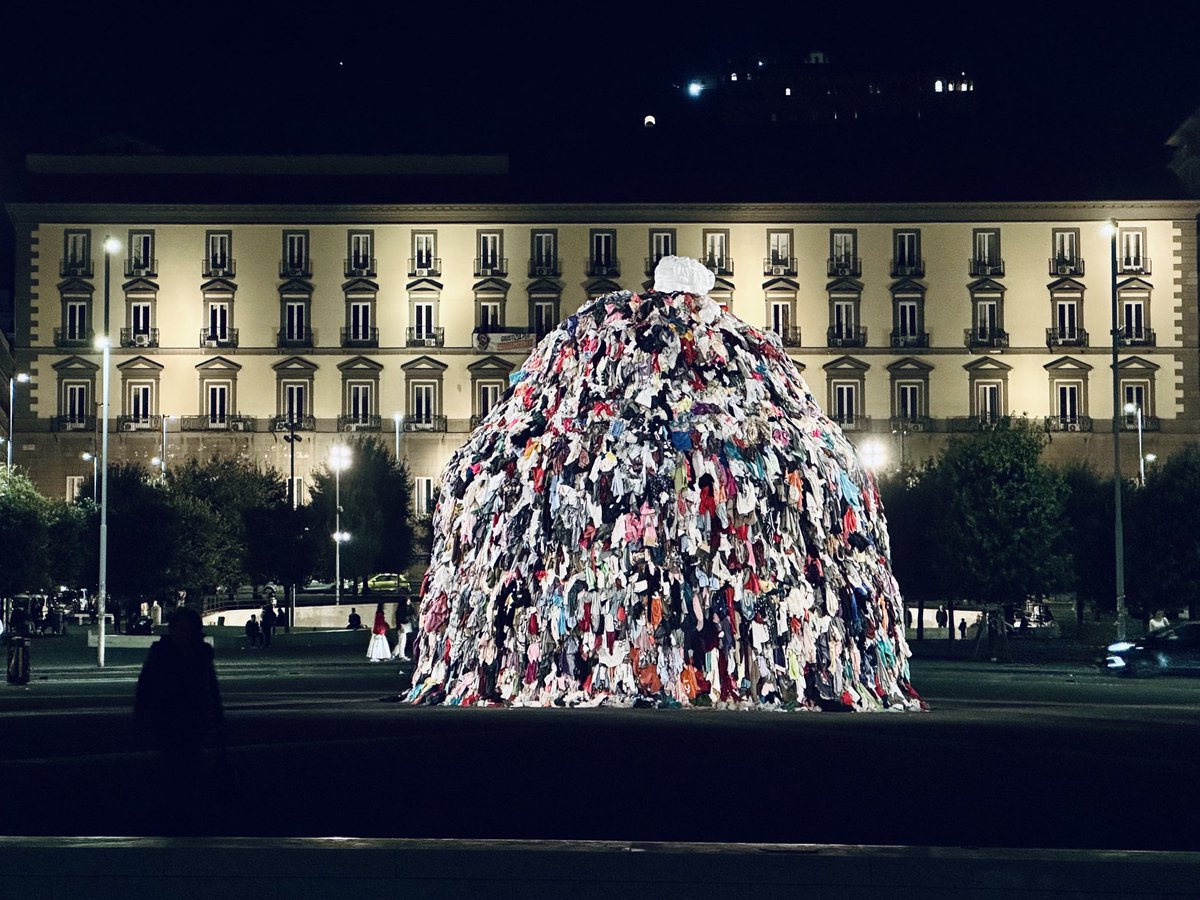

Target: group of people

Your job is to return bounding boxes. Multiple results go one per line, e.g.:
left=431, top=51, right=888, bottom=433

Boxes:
left=350, top=603, right=414, bottom=662
left=243, top=603, right=282, bottom=648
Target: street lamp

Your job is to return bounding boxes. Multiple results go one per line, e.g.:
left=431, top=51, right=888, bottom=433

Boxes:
left=282, top=419, right=303, bottom=630
left=1103, top=219, right=1127, bottom=642
left=330, top=444, right=352, bottom=605
left=7, top=372, right=30, bottom=469
left=859, top=440, right=888, bottom=473
left=393, top=412, right=403, bottom=459
left=82, top=452, right=97, bottom=501
left=156, top=413, right=174, bottom=480
left=1124, top=401, right=1146, bottom=486
left=97, top=234, right=120, bottom=668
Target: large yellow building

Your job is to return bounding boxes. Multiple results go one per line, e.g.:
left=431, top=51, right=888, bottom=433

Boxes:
left=6, top=199, right=1199, bottom=506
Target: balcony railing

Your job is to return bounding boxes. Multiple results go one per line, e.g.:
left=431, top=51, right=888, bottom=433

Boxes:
left=890, top=259, right=925, bottom=278
left=1118, top=257, right=1151, bottom=275
left=124, top=258, right=158, bottom=277
left=202, top=258, right=236, bottom=278
left=341, top=326, right=379, bottom=348
left=832, top=414, right=871, bottom=432
left=587, top=258, right=620, bottom=277
left=889, top=416, right=934, bottom=433
left=408, top=258, right=442, bottom=277
left=964, top=327, right=1009, bottom=349
left=280, top=259, right=312, bottom=278
left=60, top=258, right=93, bottom=277
left=949, top=414, right=1010, bottom=433
left=406, top=326, right=445, bottom=347
left=529, top=259, right=561, bottom=277
left=54, top=328, right=94, bottom=348
left=344, top=257, right=376, bottom=277
left=1049, top=257, right=1085, bottom=276
left=338, top=414, right=382, bottom=432
left=701, top=255, right=734, bottom=276
left=51, top=415, right=96, bottom=432
left=1122, top=414, right=1161, bottom=432
left=827, top=326, right=867, bottom=347
left=890, top=330, right=929, bottom=348
left=403, top=415, right=448, bottom=433
left=272, top=415, right=316, bottom=432
left=763, top=257, right=798, bottom=277
left=1044, top=415, right=1093, bottom=433
left=120, top=328, right=160, bottom=348
left=180, top=415, right=255, bottom=432
left=827, top=256, right=861, bottom=277
left=969, top=258, right=1005, bottom=277
left=770, top=325, right=802, bottom=347
left=277, top=327, right=314, bottom=348
left=474, top=257, right=508, bottom=277
left=200, top=328, right=239, bottom=348
left=1117, top=326, right=1156, bottom=347
left=1046, top=327, right=1089, bottom=348
left=116, top=414, right=163, bottom=433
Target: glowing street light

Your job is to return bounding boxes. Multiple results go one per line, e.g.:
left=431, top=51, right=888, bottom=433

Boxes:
left=330, top=444, right=352, bottom=605
left=82, top=451, right=97, bottom=501
left=860, top=440, right=888, bottom=472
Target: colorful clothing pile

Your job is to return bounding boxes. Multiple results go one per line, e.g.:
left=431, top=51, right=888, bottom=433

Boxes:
left=407, top=257, right=923, bottom=711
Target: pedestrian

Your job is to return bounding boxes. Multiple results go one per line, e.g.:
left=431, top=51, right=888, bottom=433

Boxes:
left=1149, top=609, right=1170, bottom=632
left=935, top=605, right=948, bottom=633
left=260, top=604, right=276, bottom=648
left=958, top=619, right=967, bottom=640
left=367, top=603, right=391, bottom=662
left=346, top=608, right=362, bottom=629
left=245, top=614, right=261, bottom=648
left=393, top=599, right=413, bottom=661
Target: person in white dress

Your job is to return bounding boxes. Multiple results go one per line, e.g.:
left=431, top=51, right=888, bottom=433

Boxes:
left=367, top=603, right=391, bottom=662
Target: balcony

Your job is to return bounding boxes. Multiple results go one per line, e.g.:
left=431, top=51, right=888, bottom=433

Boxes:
left=408, top=258, right=442, bottom=277
left=1117, top=326, right=1156, bottom=347
left=969, top=258, right=1005, bottom=277
left=60, top=258, right=93, bottom=277
left=964, top=327, right=1009, bottom=350
left=116, top=415, right=163, bottom=433
left=890, top=259, right=925, bottom=278
left=200, top=328, right=239, bottom=348
left=202, top=258, right=236, bottom=278
left=124, top=258, right=158, bottom=277
left=51, top=415, right=96, bottom=432
left=279, top=259, right=312, bottom=278
left=277, top=327, right=314, bottom=349
left=949, top=414, right=1010, bottom=433
left=832, top=414, right=871, bottom=432
left=474, top=257, right=508, bottom=277
left=338, top=414, right=382, bottom=433
left=54, top=328, right=94, bottom=348
left=180, top=415, right=255, bottom=433
left=889, top=330, right=929, bottom=348
left=889, top=416, right=934, bottom=433
left=701, top=255, right=734, bottom=276
left=771, top=325, right=802, bottom=347
left=1049, top=257, right=1085, bottom=277
left=272, top=415, right=316, bottom=433
left=120, top=328, right=160, bottom=348
left=406, top=326, right=445, bottom=348
left=1122, top=414, right=1161, bottom=432
left=529, top=258, right=561, bottom=277
left=1118, top=256, right=1151, bottom=275
left=403, top=415, right=448, bottom=433
left=1043, top=415, right=1093, bottom=433
left=827, top=256, right=861, bottom=277
left=341, top=326, right=379, bottom=348
left=1046, top=327, right=1089, bottom=348
left=827, top=326, right=867, bottom=348
left=587, top=258, right=620, bottom=277
left=344, top=257, right=376, bottom=277
left=763, top=257, right=798, bottom=277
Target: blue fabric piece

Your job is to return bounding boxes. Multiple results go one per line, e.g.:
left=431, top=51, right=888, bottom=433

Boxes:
left=839, top=471, right=863, bottom=510
left=670, top=430, right=693, bottom=451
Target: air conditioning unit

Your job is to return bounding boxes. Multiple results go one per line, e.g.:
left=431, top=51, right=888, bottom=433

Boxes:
left=133, top=333, right=150, bottom=347
left=414, top=268, right=429, bottom=277
left=534, top=266, right=551, bottom=276
left=1057, top=264, right=1071, bottom=275
left=1064, top=422, right=1080, bottom=432
left=204, top=337, right=218, bottom=347
left=836, top=266, right=851, bottom=276
left=120, top=421, right=137, bottom=433
left=771, top=265, right=786, bottom=276
left=230, top=420, right=246, bottom=432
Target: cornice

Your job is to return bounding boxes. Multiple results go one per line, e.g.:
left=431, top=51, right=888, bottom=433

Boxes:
left=8, top=200, right=1200, bottom=226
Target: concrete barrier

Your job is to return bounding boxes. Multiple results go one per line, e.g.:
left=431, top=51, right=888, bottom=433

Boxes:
left=86, top=633, right=213, bottom=649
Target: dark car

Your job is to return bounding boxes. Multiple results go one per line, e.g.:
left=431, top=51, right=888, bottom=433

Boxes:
left=1104, top=622, right=1200, bottom=677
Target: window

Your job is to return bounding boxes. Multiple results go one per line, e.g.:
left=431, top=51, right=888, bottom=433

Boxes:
left=590, top=230, right=616, bottom=273
left=348, top=231, right=374, bottom=274
left=1123, top=381, right=1151, bottom=424
left=207, top=383, right=229, bottom=425
left=832, top=382, right=857, bottom=425
left=413, top=232, right=437, bottom=273
left=284, top=382, right=308, bottom=423
left=479, top=302, right=501, bottom=332
left=131, top=302, right=152, bottom=336
left=972, top=229, right=1002, bottom=274
left=532, top=231, right=557, bottom=274
left=975, top=300, right=999, bottom=337
left=66, top=476, right=84, bottom=502
left=348, top=382, right=373, bottom=423
left=768, top=231, right=792, bottom=266
left=896, top=382, right=922, bottom=420
left=477, top=231, right=503, bottom=273
left=128, top=231, right=154, bottom=275
left=533, top=301, right=557, bottom=339
left=975, top=382, right=1002, bottom=422
left=1122, top=299, right=1147, bottom=341
left=896, top=300, right=918, bottom=338
left=702, top=230, right=730, bottom=272
left=350, top=301, right=372, bottom=341
left=414, top=477, right=434, bottom=518
left=1052, top=229, right=1079, bottom=269
left=64, top=230, right=91, bottom=274
left=1055, top=300, right=1079, bottom=340
left=284, top=301, right=307, bottom=342
left=290, top=477, right=306, bottom=508
left=1119, top=228, right=1146, bottom=272
left=650, top=230, right=675, bottom=263
left=413, top=303, right=435, bottom=339
left=478, top=381, right=502, bottom=418
left=65, top=383, right=89, bottom=426
left=283, top=231, right=309, bottom=276
left=833, top=300, right=856, bottom=338
left=893, top=230, right=921, bottom=275
left=128, top=383, right=153, bottom=424
left=207, top=302, right=230, bottom=341
left=832, top=231, right=855, bottom=263
left=411, top=382, right=436, bottom=424
left=66, top=301, right=88, bottom=341
left=1056, top=382, right=1081, bottom=424
left=206, top=231, right=232, bottom=275
left=770, top=302, right=791, bottom=336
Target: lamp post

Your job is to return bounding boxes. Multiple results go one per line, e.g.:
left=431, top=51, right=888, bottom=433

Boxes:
left=82, top=452, right=97, bottom=501
left=393, top=412, right=402, bottom=459
left=1104, top=219, right=1127, bottom=642
left=157, top=414, right=172, bottom=480
left=98, top=234, right=120, bottom=668
left=1124, top=402, right=1145, bottom=486
left=330, top=444, right=352, bottom=605
left=7, top=372, right=30, bottom=469
left=283, top=419, right=303, bottom=630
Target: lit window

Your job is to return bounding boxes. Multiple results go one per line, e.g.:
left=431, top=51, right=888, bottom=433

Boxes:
left=730, top=73, right=737, bottom=81
left=935, top=80, right=943, bottom=92
left=643, top=115, right=656, bottom=128
left=785, top=87, right=791, bottom=96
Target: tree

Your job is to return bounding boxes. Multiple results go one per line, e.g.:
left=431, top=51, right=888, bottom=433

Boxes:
left=929, top=420, right=1072, bottom=607
left=0, top=467, right=51, bottom=598
left=46, top=498, right=94, bottom=592
left=1127, top=445, right=1200, bottom=620
left=1060, top=463, right=1116, bottom=623
left=309, top=436, right=415, bottom=585
left=878, top=462, right=944, bottom=638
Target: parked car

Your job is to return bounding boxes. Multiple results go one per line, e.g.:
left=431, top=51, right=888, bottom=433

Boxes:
left=366, top=573, right=409, bottom=593
left=301, top=578, right=336, bottom=593
left=1103, top=622, right=1200, bottom=677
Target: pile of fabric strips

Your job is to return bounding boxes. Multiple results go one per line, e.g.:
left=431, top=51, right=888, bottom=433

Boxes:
left=407, top=256, right=924, bottom=712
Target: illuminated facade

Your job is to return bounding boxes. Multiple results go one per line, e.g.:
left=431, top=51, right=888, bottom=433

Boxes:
left=6, top=200, right=1199, bottom=504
